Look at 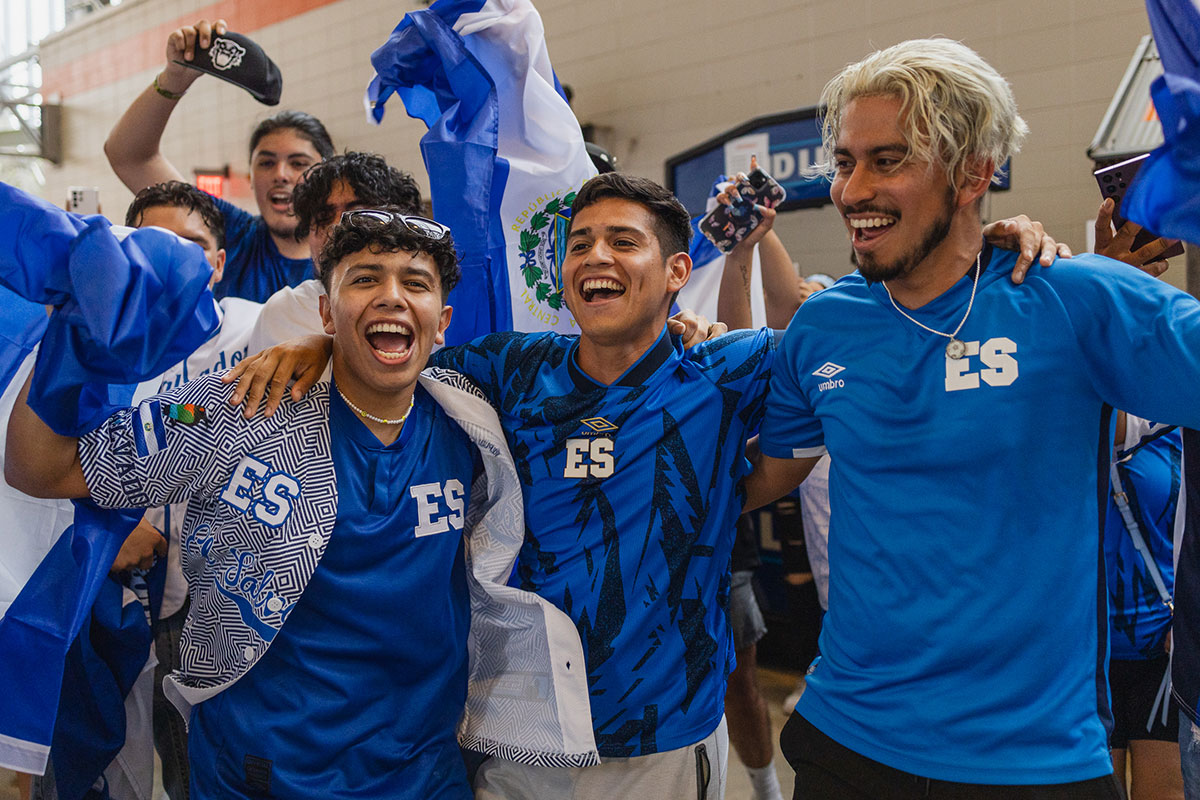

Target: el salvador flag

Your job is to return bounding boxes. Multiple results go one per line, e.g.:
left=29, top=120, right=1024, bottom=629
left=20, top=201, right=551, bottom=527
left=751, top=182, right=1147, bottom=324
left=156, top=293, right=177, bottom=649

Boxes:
left=675, top=178, right=768, bottom=327
left=366, top=0, right=596, bottom=343
left=1122, top=0, right=1200, bottom=245
left=0, top=181, right=218, bottom=787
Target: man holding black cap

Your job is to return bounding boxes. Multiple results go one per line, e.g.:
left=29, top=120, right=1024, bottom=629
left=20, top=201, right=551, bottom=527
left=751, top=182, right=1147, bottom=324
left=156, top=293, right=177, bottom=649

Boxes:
left=105, top=19, right=334, bottom=303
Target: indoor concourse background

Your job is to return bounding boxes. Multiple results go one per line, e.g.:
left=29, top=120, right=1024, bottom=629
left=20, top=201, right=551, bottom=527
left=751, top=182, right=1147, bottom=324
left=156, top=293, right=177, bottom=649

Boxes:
left=33, top=0, right=1180, bottom=289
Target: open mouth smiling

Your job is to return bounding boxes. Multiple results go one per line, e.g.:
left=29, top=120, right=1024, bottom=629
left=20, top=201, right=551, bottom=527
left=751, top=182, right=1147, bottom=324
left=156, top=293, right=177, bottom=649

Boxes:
left=365, top=321, right=413, bottom=361
left=580, top=277, right=626, bottom=302
left=848, top=215, right=897, bottom=242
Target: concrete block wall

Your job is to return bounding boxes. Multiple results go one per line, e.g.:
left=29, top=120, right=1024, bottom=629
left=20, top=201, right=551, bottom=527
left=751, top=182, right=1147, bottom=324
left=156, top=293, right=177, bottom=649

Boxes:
left=36, top=0, right=1177, bottom=288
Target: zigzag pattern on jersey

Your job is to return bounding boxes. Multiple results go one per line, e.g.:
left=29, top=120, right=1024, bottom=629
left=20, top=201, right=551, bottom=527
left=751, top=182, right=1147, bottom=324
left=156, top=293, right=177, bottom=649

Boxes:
left=457, top=736, right=597, bottom=769
left=422, top=371, right=597, bottom=766
left=425, top=366, right=487, bottom=401
left=82, top=375, right=336, bottom=692
left=433, top=330, right=776, bottom=757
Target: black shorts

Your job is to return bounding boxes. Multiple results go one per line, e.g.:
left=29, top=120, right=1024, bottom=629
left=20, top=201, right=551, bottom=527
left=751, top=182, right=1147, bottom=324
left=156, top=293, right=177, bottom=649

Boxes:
left=780, top=712, right=1123, bottom=800
left=1108, top=652, right=1178, bottom=748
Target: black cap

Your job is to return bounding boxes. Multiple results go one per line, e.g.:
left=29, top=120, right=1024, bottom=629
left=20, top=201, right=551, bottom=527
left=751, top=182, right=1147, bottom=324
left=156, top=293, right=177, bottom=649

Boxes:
left=585, top=142, right=618, bottom=174
left=173, top=31, right=282, bottom=106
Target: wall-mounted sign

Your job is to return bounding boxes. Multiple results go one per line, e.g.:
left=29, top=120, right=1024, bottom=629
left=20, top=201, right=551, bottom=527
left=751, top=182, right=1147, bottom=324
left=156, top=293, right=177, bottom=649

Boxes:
left=667, top=107, right=1010, bottom=218
left=667, top=108, right=829, bottom=217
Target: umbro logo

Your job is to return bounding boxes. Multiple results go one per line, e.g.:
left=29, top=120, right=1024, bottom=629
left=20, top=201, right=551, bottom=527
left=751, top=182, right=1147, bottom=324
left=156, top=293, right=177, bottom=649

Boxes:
left=580, top=417, right=618, bottom=433
left=812, top=362, right=845, bottom=378
left=813, top=362, right=846, bottom=392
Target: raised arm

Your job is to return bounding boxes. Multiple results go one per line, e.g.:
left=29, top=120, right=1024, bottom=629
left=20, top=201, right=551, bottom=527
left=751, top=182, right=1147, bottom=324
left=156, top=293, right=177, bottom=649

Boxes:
left=5, top=371, right=89, bottom=499
left=104, top=19, right=227, bottom=192
left=715, top=157, right=786, bottom=330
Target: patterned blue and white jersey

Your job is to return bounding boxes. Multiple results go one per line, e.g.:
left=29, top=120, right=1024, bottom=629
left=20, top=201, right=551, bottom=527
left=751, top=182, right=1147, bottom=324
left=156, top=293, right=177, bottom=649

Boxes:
left=185, top=386, right=477, bottom=797
left=81, top=373, right=340, bottom=700
left=760, top=244, right=1200, bottom=784
left=132, top=296, right=262, bottom=619
left=78, top=370, right=601, bottom=769
left=433, top=325, right=775, bottom=757
left=1106, top=425, right=1180, bottom=660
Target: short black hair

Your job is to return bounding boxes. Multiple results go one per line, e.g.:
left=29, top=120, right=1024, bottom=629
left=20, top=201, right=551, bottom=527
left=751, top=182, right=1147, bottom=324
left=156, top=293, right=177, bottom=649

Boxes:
left=292, top=152, right=423, bottom=240
left=125, top=180, right=226, bottom=250
left=248, top=110, right=334, bottom=160
left=317, top=209, right=460, bottom=300
left=569, top=172, right=692, bottom=258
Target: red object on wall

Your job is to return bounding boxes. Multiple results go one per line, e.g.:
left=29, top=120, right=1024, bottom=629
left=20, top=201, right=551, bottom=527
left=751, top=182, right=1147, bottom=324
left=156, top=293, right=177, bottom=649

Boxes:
left=196, top=173, right=225, bottom=198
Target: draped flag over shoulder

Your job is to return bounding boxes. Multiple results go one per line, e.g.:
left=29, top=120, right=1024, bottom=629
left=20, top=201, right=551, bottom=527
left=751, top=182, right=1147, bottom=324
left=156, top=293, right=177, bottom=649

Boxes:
left=366, top=0, right=596, bottom=344
left=0, top=181, right=218, bottom=781
left=1123, top=0, right=1200, bottom=245
left=675, top=179, right=768, bottom=327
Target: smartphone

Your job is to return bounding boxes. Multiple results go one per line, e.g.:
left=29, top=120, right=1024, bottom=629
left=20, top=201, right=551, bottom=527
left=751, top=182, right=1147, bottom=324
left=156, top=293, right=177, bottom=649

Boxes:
left=698, top=196, right=761, bottom=253
left=743, top=167, right=786, bottom=208
left=698, top=165, right=787, bottom=253
left=1093, top=155, right=1184, bottom=259
left=67, top=186, right=100, bottom=215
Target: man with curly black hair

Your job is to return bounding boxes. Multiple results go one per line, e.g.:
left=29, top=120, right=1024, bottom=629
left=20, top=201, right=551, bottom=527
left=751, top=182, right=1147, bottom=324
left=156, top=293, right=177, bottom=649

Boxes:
left=244, top=152, right=425, bottom=352
left=7, top=210, right=561, bottom=798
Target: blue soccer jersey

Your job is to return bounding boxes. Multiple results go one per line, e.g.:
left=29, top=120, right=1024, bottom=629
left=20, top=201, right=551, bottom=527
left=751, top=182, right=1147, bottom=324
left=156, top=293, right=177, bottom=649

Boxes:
left=82, top=376, right=478, bottom=798
left=760, top=244, right=1200, bottom=783
left=1106, top=427, right=1180, bottom=660
left=433, top=325, right=774, bottom=757
left=211, top=197, right=312, bottom=303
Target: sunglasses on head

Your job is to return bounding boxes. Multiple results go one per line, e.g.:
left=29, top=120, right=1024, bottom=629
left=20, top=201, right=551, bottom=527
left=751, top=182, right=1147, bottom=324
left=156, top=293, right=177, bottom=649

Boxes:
left=339, top=209, right=451, bottom=241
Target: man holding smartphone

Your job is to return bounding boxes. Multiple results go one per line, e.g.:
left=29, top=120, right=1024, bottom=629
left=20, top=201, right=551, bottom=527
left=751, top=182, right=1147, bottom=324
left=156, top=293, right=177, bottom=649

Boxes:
left=745, top=38, right=1200, bottom=798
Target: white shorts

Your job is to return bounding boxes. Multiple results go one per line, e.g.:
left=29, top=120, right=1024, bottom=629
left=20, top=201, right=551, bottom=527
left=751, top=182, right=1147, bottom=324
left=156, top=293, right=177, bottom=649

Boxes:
left=475, top=716, right=729, bottom=800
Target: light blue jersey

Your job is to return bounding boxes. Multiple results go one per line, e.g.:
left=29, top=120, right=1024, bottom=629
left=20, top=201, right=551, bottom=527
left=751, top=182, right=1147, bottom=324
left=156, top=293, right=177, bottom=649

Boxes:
left=760, top=244, right=1200, bottom=784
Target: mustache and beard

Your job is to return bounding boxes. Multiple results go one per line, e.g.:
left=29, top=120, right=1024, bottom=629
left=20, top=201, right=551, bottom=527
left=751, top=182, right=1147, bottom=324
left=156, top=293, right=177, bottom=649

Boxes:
left=849, top=187, right=956, bottom=285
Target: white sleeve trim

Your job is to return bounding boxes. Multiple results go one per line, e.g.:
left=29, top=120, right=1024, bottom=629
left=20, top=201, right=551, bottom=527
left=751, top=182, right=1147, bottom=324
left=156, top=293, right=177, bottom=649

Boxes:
left=792, top=445, right=828, bottom=459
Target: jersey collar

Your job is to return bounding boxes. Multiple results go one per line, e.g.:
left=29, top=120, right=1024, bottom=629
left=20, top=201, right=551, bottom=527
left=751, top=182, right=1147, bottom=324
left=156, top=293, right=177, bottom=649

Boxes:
left=566, top=324, right=678, bottom=391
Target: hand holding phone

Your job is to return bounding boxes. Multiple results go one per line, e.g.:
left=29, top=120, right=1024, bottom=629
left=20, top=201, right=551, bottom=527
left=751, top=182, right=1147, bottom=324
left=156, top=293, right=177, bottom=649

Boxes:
left=1093, top=155, right=1184, bottom=262
left=699, top=156, right=786, bottom=253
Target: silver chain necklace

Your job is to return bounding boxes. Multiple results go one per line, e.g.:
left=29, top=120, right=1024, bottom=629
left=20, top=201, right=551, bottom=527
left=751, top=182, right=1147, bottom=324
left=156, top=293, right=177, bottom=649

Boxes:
left=881, top=251, right=981, bottom=360
left=337, top=388, right=414, bottom=426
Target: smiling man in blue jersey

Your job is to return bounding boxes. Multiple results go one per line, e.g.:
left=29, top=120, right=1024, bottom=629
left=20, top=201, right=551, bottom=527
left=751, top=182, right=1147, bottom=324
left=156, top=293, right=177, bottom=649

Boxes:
left=5, top=211, right=495, bottom=798
left=106, top=19, right=335, bottom=303
left=744, top=38, right=1200, bottom=799
left=435, top=173, right=775, bottom=798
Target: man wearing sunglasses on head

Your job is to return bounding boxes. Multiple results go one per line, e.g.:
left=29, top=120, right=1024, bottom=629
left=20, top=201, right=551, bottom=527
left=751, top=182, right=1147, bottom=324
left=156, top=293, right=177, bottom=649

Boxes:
left=5, top=210, right=588, bottom=798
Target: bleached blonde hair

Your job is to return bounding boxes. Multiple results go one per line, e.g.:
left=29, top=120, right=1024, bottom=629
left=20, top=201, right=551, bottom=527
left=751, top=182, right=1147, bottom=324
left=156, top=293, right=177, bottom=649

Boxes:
left=815, top=38, right=1028, bottom=188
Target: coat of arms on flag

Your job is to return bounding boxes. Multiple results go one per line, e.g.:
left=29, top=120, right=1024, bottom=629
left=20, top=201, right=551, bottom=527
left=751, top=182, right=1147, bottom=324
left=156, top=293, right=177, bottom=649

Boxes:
left=517, top=191, right=576, bottom=314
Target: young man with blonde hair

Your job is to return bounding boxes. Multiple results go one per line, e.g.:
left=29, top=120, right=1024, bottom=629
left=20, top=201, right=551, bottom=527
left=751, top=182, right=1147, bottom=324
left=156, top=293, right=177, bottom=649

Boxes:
left=746, top=38, right=1200, bottom=798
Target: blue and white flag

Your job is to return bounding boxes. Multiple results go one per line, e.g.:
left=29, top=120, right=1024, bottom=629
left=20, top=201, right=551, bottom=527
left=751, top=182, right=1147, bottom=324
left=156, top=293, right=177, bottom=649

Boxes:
left=366, top=0, right=596, bottom=343
left=0, top=181, right=219, bottom=778
left=1123, top=0, right=1200, bottom=245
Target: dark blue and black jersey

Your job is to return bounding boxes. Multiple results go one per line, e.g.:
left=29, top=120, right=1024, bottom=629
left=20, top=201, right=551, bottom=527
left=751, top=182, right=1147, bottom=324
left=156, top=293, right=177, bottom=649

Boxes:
left=433, top=324, right=774, bottom=756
